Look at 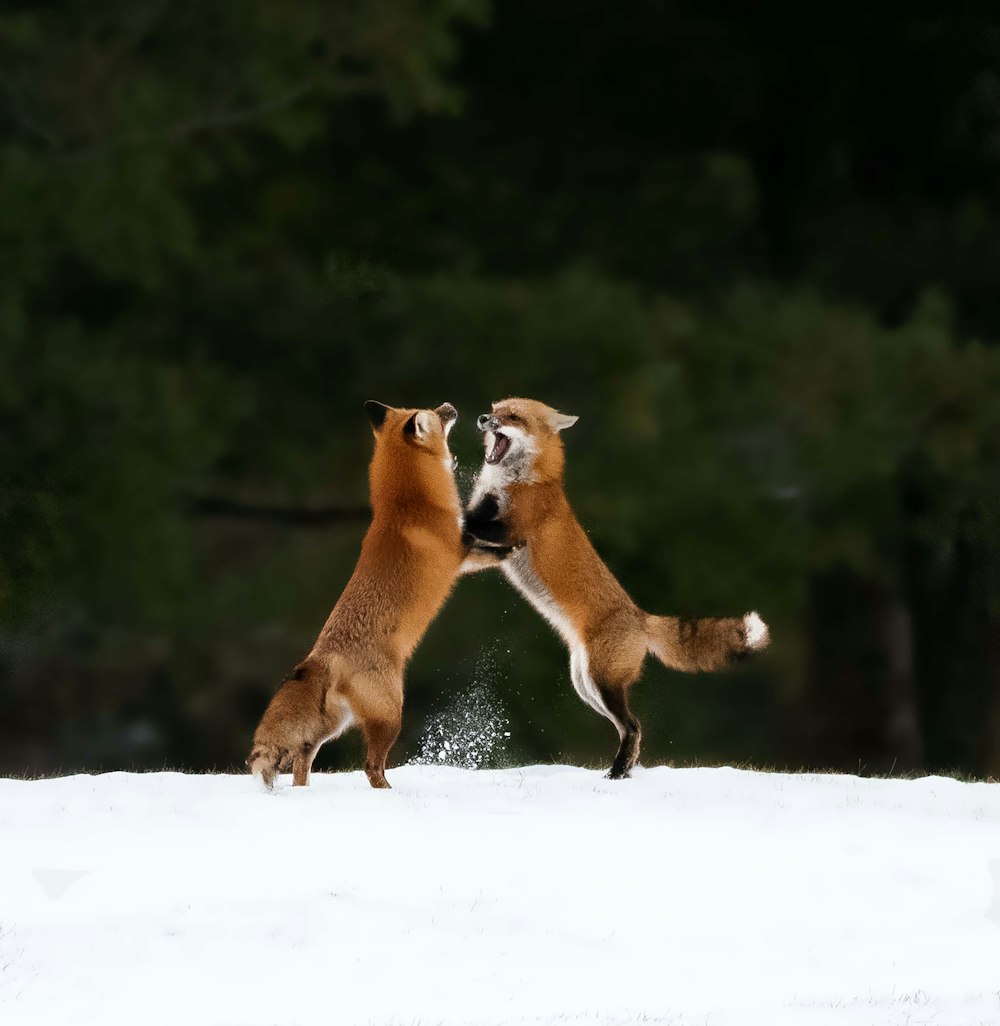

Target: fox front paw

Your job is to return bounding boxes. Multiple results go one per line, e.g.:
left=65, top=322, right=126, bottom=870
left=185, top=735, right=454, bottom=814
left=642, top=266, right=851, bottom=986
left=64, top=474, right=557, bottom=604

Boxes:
left=462, top=532, right=522, bottom=561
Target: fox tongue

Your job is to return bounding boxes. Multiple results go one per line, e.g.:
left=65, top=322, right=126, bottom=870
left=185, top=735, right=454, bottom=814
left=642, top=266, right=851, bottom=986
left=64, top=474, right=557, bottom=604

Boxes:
left=487, top=434, right=511, bottom=464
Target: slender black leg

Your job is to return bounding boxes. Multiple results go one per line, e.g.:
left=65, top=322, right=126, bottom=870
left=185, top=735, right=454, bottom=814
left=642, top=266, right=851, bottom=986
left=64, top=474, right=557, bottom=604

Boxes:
left=597, top=683, right=642, bottom=780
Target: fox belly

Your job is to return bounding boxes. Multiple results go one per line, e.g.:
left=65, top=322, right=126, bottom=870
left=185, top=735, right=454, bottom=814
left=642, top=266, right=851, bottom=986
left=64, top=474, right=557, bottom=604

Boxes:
left=502, top=548, right=609, bottom=716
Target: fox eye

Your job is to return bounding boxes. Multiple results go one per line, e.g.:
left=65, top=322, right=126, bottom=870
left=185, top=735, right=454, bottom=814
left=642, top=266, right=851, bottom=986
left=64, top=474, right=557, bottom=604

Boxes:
left=506, top=413, right=523, bottom=424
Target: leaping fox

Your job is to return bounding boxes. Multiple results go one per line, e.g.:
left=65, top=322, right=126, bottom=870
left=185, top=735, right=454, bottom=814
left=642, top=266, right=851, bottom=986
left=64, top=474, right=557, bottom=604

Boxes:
left=463, top=397, right=769, bottom=779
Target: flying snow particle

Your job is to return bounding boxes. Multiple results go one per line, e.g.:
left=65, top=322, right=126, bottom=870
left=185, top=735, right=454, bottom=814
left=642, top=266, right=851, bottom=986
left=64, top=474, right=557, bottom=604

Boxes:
left=412, top=646, right=513, bottom=770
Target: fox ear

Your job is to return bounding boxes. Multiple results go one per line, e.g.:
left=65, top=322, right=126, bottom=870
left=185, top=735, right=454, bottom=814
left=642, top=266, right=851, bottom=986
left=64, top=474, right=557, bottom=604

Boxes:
left=403, top=410, right=434, bottom=440
left=365, top=400, right=391, bottom=433
left=434, top=402, right=458, bottom=437
left=549, top=410, right=578, bottom=433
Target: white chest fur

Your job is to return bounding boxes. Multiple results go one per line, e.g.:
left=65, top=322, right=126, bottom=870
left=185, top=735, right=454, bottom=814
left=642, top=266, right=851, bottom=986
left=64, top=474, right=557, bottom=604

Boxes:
left=470, top=461, right=515, bottom=513
left=502, top=549, right=612, bottom=721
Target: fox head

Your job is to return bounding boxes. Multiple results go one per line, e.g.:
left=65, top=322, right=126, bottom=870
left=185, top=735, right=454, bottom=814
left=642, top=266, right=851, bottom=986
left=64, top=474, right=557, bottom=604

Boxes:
left=476, top=397, right=577, bottom=485
left=364, top=400, right=460, bottom=510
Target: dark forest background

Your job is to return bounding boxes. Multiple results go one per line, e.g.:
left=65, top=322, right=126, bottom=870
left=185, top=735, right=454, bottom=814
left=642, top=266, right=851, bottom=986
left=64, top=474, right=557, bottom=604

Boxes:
left=2, top=1, right=999, bottom=778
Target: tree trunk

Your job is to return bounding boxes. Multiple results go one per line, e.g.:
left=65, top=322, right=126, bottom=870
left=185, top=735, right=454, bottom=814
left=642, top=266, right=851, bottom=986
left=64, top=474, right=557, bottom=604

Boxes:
left=879, top=586, right=923, bottom=772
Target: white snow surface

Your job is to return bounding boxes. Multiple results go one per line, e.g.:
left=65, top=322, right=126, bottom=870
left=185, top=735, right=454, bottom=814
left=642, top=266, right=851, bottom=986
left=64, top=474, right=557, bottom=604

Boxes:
left=2, top=765, right=999, bottom=1026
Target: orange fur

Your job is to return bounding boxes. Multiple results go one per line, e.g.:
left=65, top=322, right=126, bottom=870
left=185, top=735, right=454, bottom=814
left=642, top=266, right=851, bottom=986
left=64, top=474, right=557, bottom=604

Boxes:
left=466, top=398, right=770, bottom=778
left=247, top=402, right=471, bottom=790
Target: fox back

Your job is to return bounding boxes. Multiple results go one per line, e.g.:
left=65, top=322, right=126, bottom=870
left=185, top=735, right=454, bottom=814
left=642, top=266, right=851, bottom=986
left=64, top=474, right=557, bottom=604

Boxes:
left=318, top=401, right=465, bottom=664
left=247, top=400, right=465, bottom=790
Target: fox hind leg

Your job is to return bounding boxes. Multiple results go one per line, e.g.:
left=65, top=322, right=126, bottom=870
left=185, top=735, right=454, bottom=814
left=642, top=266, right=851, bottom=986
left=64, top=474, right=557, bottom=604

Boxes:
left=346, top=675, right=403, bottom=790
left=362, top=717, right=401, bottom=789
left=248, top=665, right=352, bottom=790
left=291, top=693, right=356, bottom=787
left=248, top=734, right=325, bottom=791
left=596, top=683, right=642, bottom=780
left=292, top=742, right=319, bottom=787
left=570, top=645, right=643, bottom=780
left=247, top=744, right=282, bottom=791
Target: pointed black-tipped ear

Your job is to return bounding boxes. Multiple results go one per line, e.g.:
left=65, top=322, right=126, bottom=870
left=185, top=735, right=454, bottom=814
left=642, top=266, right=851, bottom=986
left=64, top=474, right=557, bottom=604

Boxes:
left=365, top=400, right=390, bottom=433
left=402, top=412, right=418, bottom=435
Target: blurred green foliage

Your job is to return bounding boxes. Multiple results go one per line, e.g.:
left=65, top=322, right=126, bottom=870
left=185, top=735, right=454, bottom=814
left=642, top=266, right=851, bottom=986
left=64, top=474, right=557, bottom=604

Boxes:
left=2, top=1, right=999, bottom=777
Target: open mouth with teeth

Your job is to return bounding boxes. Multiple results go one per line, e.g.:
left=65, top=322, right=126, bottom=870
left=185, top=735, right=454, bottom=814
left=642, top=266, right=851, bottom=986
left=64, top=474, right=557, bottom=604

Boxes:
left=486, top=432, right=511, bottom=464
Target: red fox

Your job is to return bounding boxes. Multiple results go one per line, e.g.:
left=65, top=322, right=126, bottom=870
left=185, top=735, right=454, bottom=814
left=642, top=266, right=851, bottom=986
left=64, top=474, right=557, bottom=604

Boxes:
left=248, top=401, right=504, bottom=790
left=463, top=397, right=770, bottom=779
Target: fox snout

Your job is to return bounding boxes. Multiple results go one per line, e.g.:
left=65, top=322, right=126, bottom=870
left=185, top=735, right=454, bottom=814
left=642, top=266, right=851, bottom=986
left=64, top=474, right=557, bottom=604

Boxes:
left=478, top=414, right=498, bottom=432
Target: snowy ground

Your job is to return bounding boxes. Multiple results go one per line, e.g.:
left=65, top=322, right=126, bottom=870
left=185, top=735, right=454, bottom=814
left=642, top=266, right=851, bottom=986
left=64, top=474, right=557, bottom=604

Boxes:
left=1, top=765, right=999, bottom=1026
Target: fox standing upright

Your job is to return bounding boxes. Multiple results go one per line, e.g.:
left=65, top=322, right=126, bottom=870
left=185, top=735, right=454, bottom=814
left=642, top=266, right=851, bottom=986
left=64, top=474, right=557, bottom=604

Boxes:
left=248, top=400, right=488, bottom=790
left=464, top=397, right=770, bottom=780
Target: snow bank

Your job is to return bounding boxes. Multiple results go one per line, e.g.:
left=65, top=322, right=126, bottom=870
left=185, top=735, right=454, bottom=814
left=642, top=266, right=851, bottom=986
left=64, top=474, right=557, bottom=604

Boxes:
left=1, top=765, right=999, bottom=1025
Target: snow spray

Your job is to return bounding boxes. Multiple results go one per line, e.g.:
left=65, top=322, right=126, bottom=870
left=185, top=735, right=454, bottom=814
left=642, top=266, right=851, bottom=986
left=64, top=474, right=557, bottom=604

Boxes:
left=412, top=644, right=513, bottom=769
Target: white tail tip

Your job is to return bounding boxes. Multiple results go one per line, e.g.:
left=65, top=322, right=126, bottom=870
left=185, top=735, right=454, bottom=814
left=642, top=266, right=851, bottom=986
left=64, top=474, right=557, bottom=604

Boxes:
left=743, top=611, right=769, bottom=650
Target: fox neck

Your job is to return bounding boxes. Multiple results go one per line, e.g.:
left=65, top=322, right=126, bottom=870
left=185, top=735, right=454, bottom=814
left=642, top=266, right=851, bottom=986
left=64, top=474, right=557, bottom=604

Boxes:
left=369, top=448, right=460, bottom=521
left=522, top=434, right=566, bottom=487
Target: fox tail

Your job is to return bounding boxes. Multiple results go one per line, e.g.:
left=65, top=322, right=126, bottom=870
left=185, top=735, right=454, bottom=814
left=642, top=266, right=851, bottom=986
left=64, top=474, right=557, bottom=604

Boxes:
left=645, top=610, right=769, bottom=672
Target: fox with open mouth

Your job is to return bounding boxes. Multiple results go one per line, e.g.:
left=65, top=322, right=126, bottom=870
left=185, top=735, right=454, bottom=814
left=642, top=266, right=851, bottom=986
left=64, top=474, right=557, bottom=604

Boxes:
left=464, top=397, right=770, bottom=779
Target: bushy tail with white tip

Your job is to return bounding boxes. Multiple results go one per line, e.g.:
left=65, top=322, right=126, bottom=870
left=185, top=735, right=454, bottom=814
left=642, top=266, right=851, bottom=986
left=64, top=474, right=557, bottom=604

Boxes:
left=646, top=610, right=769, bottom=672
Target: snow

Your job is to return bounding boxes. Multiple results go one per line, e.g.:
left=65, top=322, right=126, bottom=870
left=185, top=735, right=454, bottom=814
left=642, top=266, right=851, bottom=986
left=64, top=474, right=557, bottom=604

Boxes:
left=412, top=678, right=512, bottom=769
left=1, top=765, right=999, bottom=1026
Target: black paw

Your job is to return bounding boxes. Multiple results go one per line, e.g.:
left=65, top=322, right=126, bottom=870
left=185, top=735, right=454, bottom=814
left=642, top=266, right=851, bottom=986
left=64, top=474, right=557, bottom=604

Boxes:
left=468, top=493, right=501, bottom=522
